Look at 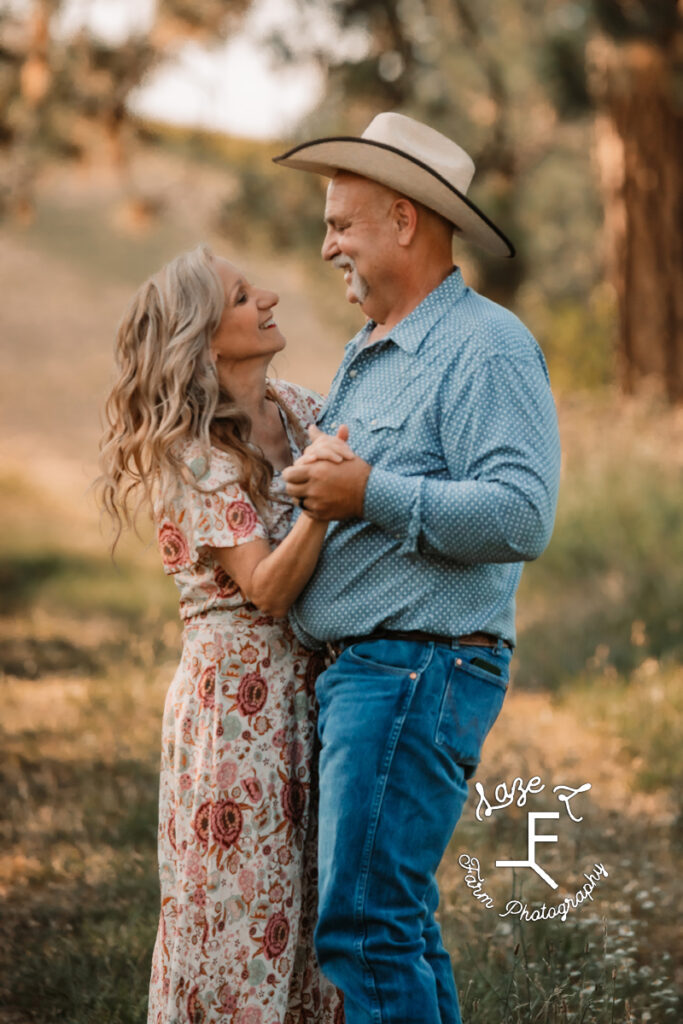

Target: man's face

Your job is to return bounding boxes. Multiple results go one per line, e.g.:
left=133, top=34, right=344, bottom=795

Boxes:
left=321, top=173, right=396, bottom=319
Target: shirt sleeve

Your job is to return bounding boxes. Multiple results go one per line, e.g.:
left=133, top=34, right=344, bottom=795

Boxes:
left=362, top=354, right=561, bottom=565
left=156, top=459, right=268, bottom=575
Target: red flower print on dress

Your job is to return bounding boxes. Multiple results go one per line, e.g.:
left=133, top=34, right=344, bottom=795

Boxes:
left=213, top=565, right=240, bottom=599
left=167, top=810, right=177, bottom=852
left=147, top=408, right=343, bottom=1022
left=269, top=882, right=284, bottom=903
left=239, top=643, right=259, bottom=664
left=185, top=849, right=206, bottom=883
left=193, top=801, right=211, bottom=849
left=242, top=777, right=263, bottom=803
left=217, top=984, right=238, bottom=1015
left=237, top=673, right=268, bottom=716
left=187, top=985, right=206, bottom=1024
left=226, top=500, right=258, bottom=538
left=281, top=778, right=306, bottom=827
left=263, top=910, right=290, bottom=959
left=215, top=760, right=237, bottom=790
left=210, top=798, right=243, bottom=850
left=288, top=740, right=304, bottom=766
left=238, top=868, right=256, bottom=903
left=234, top=1008, right=262, bottom=1024
left=197, top=666, right=216, bottom=709
left=158, top=521, right=191, bottom=570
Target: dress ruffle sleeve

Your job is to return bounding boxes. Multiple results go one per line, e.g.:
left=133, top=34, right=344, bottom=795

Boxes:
left=270, top=379, right=325, bottom=426
left=156, top=446, right=268, bottom=575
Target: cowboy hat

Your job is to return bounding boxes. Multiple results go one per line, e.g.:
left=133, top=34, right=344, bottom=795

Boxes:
left=273, top=111, right=515, bottom=259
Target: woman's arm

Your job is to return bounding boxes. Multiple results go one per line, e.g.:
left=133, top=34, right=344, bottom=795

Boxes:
left=210, top=427, right=354, bottom=618
left=210, top=511, right=327, bottom=619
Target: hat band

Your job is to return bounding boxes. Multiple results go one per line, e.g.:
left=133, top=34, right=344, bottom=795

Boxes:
left=275, top=134, right=514, bottom=253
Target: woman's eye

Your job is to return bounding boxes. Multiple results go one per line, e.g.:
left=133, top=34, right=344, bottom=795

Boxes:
left=236, top=291, right=247, bottom=304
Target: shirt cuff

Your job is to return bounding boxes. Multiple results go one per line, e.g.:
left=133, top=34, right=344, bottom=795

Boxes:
left=363, top=467, right=422, bottom=553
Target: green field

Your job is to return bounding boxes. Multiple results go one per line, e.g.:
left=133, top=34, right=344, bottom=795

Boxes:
left=0, top=155, right=681, bottom=1023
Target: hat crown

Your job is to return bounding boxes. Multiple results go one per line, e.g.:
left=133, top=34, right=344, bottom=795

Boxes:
left=362, top=112, right=476, bottom=194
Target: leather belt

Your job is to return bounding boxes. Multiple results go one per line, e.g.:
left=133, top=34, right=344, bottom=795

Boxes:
left=332, top=628, right=512, bottom=655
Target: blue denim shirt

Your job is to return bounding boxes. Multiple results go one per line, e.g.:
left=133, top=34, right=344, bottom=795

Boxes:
left=289, top=267, right=561, bottom=649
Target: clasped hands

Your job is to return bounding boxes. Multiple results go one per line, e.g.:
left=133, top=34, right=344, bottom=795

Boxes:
left=282, top=425, right=371, bottom=521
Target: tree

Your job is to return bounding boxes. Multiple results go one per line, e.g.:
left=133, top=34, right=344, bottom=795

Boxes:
left=268, top=0, right=682, bottom=399
left=269, top=0, right=569, bottom=306
left=0, top=0, right=250, bottom=220
left=543, top=0, right=682, bottom=402
left=587, top=1, right=682, bottom=402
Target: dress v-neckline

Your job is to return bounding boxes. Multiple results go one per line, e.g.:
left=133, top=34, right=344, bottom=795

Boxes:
left=210, top=399, right=301, bottom=475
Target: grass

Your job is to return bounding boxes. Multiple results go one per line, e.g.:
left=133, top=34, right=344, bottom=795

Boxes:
left=514, top=391, right=683, bottom=691
left=0, top=667, right=165, bottom=1023
left=1, top=390, right=681, bottom=1021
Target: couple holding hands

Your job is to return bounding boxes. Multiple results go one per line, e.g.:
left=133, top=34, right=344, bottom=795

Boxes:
left=99, top=113, right=560, bottom=1024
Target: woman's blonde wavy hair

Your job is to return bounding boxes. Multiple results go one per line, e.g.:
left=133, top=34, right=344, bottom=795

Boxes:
left=97, top=243, right=305, bottom=549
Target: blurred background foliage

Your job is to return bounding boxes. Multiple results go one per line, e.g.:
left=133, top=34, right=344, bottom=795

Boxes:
left=0, top=1, right=681, bottom=1022
left=1, top=0, right=681, bottom=396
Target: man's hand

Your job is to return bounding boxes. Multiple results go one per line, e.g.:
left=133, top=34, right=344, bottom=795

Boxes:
left=282, top=446, right=372, bottom=521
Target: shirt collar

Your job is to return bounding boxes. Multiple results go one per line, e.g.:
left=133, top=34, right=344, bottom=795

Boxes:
left=354, top=266, right=466, bottom=356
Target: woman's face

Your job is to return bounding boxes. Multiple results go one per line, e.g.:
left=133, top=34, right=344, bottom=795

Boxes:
left=210, top=258, right=286, bottom=366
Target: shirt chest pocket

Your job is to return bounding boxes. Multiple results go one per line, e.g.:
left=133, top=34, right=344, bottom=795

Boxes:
left=353, top=406, right=409, bottom=461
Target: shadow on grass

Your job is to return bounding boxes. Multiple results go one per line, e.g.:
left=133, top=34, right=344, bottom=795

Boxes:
left=0, top=551, right=97, bottom=616
left=0, top=751, right=161, bottom=1023
left=0, top=633, right=102, bottom=678
left=1, top=871, right=159, bottom=1024
left=0, top=750, right=160, bottom=849
left=0, top=549, right=176, bottom=623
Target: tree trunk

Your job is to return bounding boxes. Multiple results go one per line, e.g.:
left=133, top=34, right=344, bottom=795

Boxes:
left=588, top=34, right=683, bottom=402
left=11, top=0, right=52, bottom=221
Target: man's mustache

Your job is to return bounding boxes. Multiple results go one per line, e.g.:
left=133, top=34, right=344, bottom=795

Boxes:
left=332, top=255, right=355, bottom=271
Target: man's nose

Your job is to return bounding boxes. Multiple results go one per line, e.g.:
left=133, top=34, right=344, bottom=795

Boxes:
left=321, top=229, right=338, bottom=262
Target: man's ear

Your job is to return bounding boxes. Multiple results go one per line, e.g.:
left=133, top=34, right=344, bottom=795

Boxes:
left=393, top=198, right=419, bottom=247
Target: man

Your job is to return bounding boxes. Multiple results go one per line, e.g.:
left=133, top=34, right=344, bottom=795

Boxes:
left=274, top=112, right=561, bottom=1024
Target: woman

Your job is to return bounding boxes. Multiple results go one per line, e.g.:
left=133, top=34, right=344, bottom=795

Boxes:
left=98, top=244, right=347, bottom=1024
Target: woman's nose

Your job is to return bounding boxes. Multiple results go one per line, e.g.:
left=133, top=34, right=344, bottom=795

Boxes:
left=258, top=289, right=279, bottom=308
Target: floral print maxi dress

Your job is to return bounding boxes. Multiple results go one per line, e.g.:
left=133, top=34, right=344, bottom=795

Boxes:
left=147, top=381, right=342, bottom=1024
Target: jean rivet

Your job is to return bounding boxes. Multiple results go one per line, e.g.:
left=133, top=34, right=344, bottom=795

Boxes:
left=456, top=658, right=463, bottom=666
left=409, top=672, right=417, bottom=680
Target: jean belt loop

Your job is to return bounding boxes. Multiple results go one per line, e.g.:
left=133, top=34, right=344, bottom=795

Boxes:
left=450, top=638, right=461, bottom=652
left=495, top=637, right=505, bottom=655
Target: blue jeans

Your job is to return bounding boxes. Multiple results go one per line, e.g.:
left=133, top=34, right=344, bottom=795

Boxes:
left=314, top=637, right=512, bottom=1024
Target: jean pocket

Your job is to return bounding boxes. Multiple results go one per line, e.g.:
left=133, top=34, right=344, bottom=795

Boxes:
left=435, top=653, right=509, bottom=779
left=345, top=639, right=433, bottom=677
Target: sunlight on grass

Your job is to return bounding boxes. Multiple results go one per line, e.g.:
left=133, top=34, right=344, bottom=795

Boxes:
left=1, top=392, right=681, bottom=1022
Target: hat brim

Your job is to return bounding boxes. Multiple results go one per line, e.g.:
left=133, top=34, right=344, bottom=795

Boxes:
left=273, top=136, right=515, bottom=259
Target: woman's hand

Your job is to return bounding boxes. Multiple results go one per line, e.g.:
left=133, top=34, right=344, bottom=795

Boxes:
left=300, top=424, right=354, bottom=464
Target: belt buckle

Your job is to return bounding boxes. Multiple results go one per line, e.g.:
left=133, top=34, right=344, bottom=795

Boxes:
left=325, top=640, right=340, bottom=663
